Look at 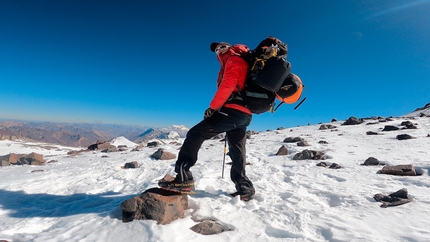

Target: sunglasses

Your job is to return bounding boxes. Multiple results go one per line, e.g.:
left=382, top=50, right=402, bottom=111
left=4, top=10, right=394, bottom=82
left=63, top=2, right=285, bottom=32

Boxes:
left=215, top=44, right=231, bottom=55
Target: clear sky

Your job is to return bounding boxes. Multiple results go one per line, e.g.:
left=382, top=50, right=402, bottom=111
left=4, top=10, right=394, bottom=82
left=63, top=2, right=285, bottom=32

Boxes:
left=1, top=0, right=429, bottom=131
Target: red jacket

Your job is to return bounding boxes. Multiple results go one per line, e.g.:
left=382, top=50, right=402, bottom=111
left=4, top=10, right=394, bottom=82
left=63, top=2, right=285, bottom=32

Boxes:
left=209, top=46, right=252, bottom=115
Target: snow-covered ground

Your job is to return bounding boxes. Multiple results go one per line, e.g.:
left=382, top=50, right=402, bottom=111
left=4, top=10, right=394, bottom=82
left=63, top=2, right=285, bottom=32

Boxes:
left=1, top=116, right=429, bottom=242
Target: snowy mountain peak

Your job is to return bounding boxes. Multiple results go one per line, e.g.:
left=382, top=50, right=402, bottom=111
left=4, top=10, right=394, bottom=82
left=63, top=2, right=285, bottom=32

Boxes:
left=109, top=136, right=137, bottom=147
left=170, top=124, right=189, bottom=131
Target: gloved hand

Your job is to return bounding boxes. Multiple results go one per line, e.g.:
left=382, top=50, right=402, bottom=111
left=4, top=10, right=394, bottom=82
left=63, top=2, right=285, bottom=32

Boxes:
left=204, top=108, right=215, bottom=119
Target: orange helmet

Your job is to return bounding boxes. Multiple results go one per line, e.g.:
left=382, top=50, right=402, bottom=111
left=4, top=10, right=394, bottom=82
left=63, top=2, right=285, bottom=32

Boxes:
left=275, top=73, right=303, bottom=104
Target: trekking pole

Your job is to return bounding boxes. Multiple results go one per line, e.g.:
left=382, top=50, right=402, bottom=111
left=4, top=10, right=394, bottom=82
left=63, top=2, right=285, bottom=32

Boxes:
left=222, top=135, right=227, bottom=179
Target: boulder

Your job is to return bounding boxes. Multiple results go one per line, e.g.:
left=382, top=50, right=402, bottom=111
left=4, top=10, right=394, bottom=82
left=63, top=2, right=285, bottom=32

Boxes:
left=293, top=149, right=325, bottom=160
left=374, top=188, right=412, bottom=208
left=297, top=141, right=310, bottom=147
left=0, top=153, right=21, bottom=164
left=396, top=134, right=413, bottom=140
left=101, top=145, right=117, bottom=153
left=151, top=148, right=176, bottom=160
left=20, top=152, right=45, bottom=165
left=382, top=125, right=399, bottom=131
left=147, top=141, right=159, bottom=148
left=366, top=131, right=379, bottom=135
left=400, top=121, right=414, bottom=127
left=275, top=145, right=289, bottom=156
left=0, top=153, right=45, bottom=166
left=88, top=140, right=116, bottom=151
left=329, top=163, right=341, bottom=169
left=363, top=157, right=380, bottom=166
left=121, top=188, right=188, bottom=225
left=342, top=116, right=363, bottom=125
left=319, top=124, right=337, bottom=130
left=124, top=161, right=139, bottom=169
left=283, top=137, right=305, bottom=143
left=381, top=164, right=416, bottom=176
left=190, top=220, right=225, bottom=235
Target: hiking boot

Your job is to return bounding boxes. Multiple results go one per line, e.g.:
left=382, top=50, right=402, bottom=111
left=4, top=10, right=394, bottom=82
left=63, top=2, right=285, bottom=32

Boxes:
left=158, top=177, right=195, bottom=194
left=230, top=192, right=255, bottom=201
left=158, top=169, right=195, bottom=194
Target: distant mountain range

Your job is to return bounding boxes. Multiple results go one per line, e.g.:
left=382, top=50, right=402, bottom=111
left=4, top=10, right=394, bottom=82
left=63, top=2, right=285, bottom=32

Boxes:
left=0, top=120, right=189, bottom=147
left=1, top=103, right=428, bottom=148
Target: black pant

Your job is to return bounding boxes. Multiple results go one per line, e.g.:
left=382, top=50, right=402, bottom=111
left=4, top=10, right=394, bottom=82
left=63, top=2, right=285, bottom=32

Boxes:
left=175, top=107, right=255, bottom=195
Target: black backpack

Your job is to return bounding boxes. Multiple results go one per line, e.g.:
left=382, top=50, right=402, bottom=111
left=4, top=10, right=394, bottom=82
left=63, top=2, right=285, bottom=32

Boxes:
left=233, top=37, right=304, bottom=114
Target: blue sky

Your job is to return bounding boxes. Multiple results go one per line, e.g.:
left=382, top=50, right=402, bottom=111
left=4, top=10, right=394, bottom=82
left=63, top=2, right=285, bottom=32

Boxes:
left=1, top=0, right=429, bottom=131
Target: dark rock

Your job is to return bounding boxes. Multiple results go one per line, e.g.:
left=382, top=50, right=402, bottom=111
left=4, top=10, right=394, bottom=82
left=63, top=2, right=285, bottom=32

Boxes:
left=31, top=169, right=44, bottom=173
left=151, top=148, right=176, bottom=160
left=121, top=188, right=188, bottom=225
left=297, top=141, right=310, bottom=147
left=400, top=121, right=414, bottom=127
left=87, top=140, right=111, bottom=150
left=87, top=140, right=117, bottom=152
left=283, top=137, right=304, bottom=143
left=319, top=124, right=337, bottom=130
left=374, top=188, right=412, bottom=208
left=190, top=220, right=225, bottom=235
left=275, top=145, right=289, bottom=156
left=388, top=188, right=409, bottom=199
left=101, top=145, right=117, bottom=153
left=403, top=125, right=417, bottom=130
left=382, top=125, right=399, bottom=131
left=366, top=131, right=379, bottom=135
left=316, top=162, right=327, bottom=167
left=0, top=153, right=45, bottom=166
left=342, top=116, right=364, bottom=125
left=293, top=149, right=325, bottom=160
left=329, top=163, right=341, bottom=169
left=381, top=164, right=416, bottom=176
left=23, top=152, right=45, bottom=165
left=1, top=153, right=20, bottom=164
left=363, top=157, right=380, bottom=166
left=396, top=134, right=413, bottom=140
left=318, top=140, right=328, bottom=144
left=147, top=141, right=159, bottom=148
left=124, top=161, right=139, bottom=169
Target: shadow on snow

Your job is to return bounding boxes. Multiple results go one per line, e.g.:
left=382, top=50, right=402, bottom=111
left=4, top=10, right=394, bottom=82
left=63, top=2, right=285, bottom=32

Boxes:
left=0, top=189, right=137, bottom=219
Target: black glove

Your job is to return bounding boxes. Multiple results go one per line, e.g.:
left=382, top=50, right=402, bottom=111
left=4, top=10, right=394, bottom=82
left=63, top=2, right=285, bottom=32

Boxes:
left=204, top=108, right=215, bottom=119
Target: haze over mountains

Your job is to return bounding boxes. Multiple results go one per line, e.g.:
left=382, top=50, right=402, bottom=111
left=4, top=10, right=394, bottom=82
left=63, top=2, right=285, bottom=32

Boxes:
left=1, top=103, right=429, bottom=148
left=0, top=120, right=188, bottom=147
